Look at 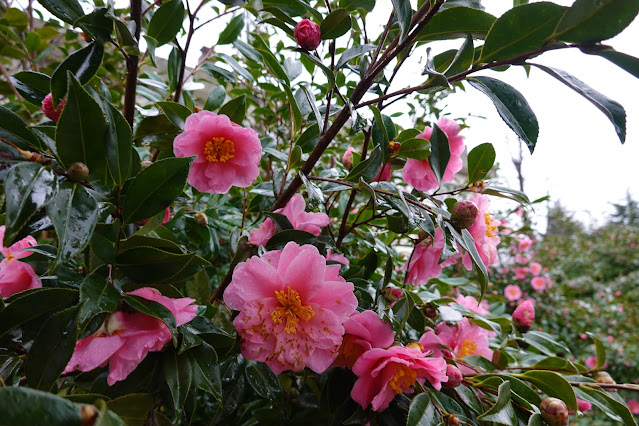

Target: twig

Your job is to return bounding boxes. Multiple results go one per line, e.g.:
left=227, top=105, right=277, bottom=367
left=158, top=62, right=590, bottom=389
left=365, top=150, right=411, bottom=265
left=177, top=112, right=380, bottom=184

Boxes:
left=123, top=0, right=142, bottom=126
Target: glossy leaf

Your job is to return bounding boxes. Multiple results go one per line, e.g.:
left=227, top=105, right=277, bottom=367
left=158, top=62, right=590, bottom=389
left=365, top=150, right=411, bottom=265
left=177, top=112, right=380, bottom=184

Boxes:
left=477, top=381, right=518, bottom=425
left=50, top=43, right=104, bottom=105
left=467, top=142, right=495, bottom=183
left=162, top=350, right=192, bottom=414
left=345, top=147, right=382, bottom=183
left=265, top=229, right=317, bottom=249
left=320, top=8, right=352, bottom=40
left=262, top=0, right=322, bottom=21
left=407, top=393, right=437, bottom=426
left=253, top=35, right=290, bottom=85
left=468, top=76, right=539, bottom=153
left=25, top=305, right=79, bottom=391
left=10, top=71, right=50, bottom=106
left=445, top=35, right=474, bottom=76
left=147, top=0, right=185, bottom=46
left=78, top=265, right=120, bottom=327
left=75, top=7, right=113, bottom=43
left=0, top=105, right=43, bottom=150
left=416, top=7, right=496, bottom=41
left=0, top=387, right=82, bottom=425
left=427, top=123, right=450, bottom=186
left=122, top=157, right=193, bottom=224
left=106, top=394, right=153, bottom=426
left=156, top=101, right=192, bottom=131
left=397, top=138, right=431, bottom=160
left=48, top=183, right=99, bottom=270
left=298, top=51, right=336, bottom=94
left=478, top=2, right=566, bottom=63
left=245, top=361, right=282, bottom=401
left=483, top=185, right=530, bottom=205
left=218, top=14, right=244, bottom=45
left=204, top=86, right=226, bottom=111
left=36, top=0, right=84, bottom=24
left=116, top=246, right=209, bottom=284
left=90, top=220, right=120, bottom=264
left=123, top=294, right=177, bottom=336
left=3, top=163, right=57, bottom=246
left=218, top=95, right=247, bottom=124
left=532, top=63, right=626, bottom=143
left=517, top=370, right=577, bottom=410
left=102, top=100, right=133, bottom=186
left=391, top=0, right=412, bottom=40
left=582, top=46, right=639, bottom=79
left=336, top=44, right=376, bottom=69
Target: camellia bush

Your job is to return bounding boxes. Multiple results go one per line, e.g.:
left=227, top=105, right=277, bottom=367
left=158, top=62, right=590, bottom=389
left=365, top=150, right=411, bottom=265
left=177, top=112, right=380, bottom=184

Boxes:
left=1, top=0, right=639, bottom=425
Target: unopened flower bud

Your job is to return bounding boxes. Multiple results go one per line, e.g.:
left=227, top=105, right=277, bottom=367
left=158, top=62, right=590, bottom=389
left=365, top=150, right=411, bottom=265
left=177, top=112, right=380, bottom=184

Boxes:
left=469, top=181, right=486, bottom=193
left=80, top=405, right=98, bottom=426
left=294, top=19, right=321, bottom=51
left=388, top=140, right=401, bottom=155
left=451, top=200, right=479, bottom=229
left=444, top=364, right=463, bottom=388
left=41, top=93, right=66, bottom=122
left=446, top=414, right=461, bottom=426
left=342, top=147, right=355, bottom=170
left=81, top=32, right=92, bottom=42
left=141, top=160, right=153, bottom=169
left=67, top=162, right=89, bottom=182
left=593, top=371, right=617, bottom=391
left=512, top=299, right=535, bottom=333
left=194, top=212, right=208, bottom=226
left=422, top=304, right=438, bottom=319
left=383, top=285, right=402, bottom=303
left=540, top=397, right=569, bottom=426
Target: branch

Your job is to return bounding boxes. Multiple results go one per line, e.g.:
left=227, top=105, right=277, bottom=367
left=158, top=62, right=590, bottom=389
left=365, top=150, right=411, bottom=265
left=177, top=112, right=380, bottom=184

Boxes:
left=123, top=0, right=142, bottom=126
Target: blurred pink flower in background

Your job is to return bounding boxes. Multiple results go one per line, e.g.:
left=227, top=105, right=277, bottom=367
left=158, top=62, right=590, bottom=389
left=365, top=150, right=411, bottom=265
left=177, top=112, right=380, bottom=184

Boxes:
left=528, top=262, right=542, bottom=276
left=628, top=400, right=639, bottom=415
left=517, top=236, right=533, bottom=252
left=373, top=162, right=392, bottom=182
left=515, top=267, right=529, bottom=281
left=531, top=276, right=546, bottom=292
left=504, top=284, right=522, bottom=301
left=462, top=194, right=500, bottom=270
left=512, top=299, right=535, bottom=330
left=454, top=295, right=490, bottom=315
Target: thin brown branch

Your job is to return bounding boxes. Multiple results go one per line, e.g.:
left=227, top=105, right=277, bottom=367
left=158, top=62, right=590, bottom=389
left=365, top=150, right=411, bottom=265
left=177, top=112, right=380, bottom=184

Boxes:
left=123, top=0, right=142, bottom=126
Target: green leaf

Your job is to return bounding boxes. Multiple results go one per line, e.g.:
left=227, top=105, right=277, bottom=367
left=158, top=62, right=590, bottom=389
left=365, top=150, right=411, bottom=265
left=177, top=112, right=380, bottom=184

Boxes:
left=283, top=84, right=303, bottom=134
left=218, top=94, right=247, bottom=124
left=147, top=0, right=185, bottom=46
left=0, top=288, right=79, bottom=338
left=582, top=46, right=639, bottom=79
left=406, top=393, right=437, bottom=426
left=98, top=99, right=133, bottom=186
left=48, top=183, right=99, bottom=270
left=55, top=73, right=108, bottom=181
left=185, top=270, right=210, bottom=305
left=590, top=333, right=607, bottom=369
left=10, top=71, right=50, bottom=106
left=108, top=13, right=136, bottom=47
left=262, top=0, right=322, bottom=21
left=116, top=246, right=208, bottom=284
left=25, top=305, right=79, bottom=391
left=122, top=157, right=193, bottom=224
left=531, top=63, right=626, bottom=143
left=459, top=227, right=488, bottom=293
left=483, top=185, right=530, bottom=205
left=298, top=51, right=336, bottom=94
left=162, top=350, right=192, bottom=414
left=76, top=8, right=113, bottom=43
left=245, top=361, right=282, bottom=400
left=391, top=0, right=412, bottom=40
left=478, top=2, right=566, bottom=63
left=467, top=76, right=539, bottom=153
left=578, top=386, right=638, bottom=426
left=397, top=138, right=431, bottom=160
left=204, top=86, right=226, bottom=111
left=477, top=381, right=518, bottom=425
left=90, top=220, right=121, bottom=264
left=36, top=0, right=84, bottom=24
left=467, top=142, right=495, bottom=183
left=78, top=265, right=120, bottom=327
left=0, top=387, right=82, bottom=425
left=106, top=394, right=153, bottom=426
left=550, top=0, right=639, bottom=44
left=123, top=294, right=177, bottom=336
left=321, top=8, right=352, bottom=40
left=156, top=101, right=192, bottom=131
left=416, top=7, right=496, bottom=42
left=187, top=343, right=222, bottom=401
left=253, top=34, right=290, bottom=85
left=217, top=14, right=244, bottom=45
left=0, top=105, right=43, bottom=150
left=445, top=35, right=474, bottom=76
left=516, top=370, right=577, bottom=410
left=265, top=229, right=317, bottom=249
left=339, top=0, right=375, bottom=13
left=336, top=44, right=376, bottom=69
left=427, top=123, right=450, bottom=186
left=345, top=147, right=382, bottom=183
left=50, top=43, right=104, bottom=106
left=3, top=163, right=57, bottom=247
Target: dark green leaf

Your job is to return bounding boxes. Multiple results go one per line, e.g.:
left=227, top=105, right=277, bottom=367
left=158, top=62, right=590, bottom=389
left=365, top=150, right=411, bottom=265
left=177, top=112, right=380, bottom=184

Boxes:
left=122, top=157, right=193, bottom=224
left=477, top=381, right=518, bottom=425
left=76, top=8, right=113, bottom=43
left=106, top=394, right=153, bottom=426
left=101, top=100, right=133, bottom=186
left=147, top=0, right=185, bottom=46
left=336, top=44, right=376, bottom=69
left=123, top=294, right=177, bottom=336
left=467, top=142, right=495, bottom=183
left=0, top=387, right=82, bottom=425
left=78, top=265, right=120, bottom=327
left=478, top=2, right=566, bottom=63
left=10, top=71, right=50, bottom=106
left=188, top=343, right=222, bottom=401
left=3, top=163, right=57, bottom=246
left=283, top=84, right=303, bottom=134
left=550, top=0, right=639, bottom=44
left=427, top=123, right=450, bottom=186
left=516, top=370, right=577, bottom=410
left=468, top=76, right=538, bottom=153
left=483, top=185, right=530, bottom=205
left=253, top=34, right=290, bottom=85
left=262, top=0, right=322, bottom=21
left=25, top=305, right=79, bottom=391
left=218, top=94, right=247, bottom=124
left=90, top=220, right=120, bottom=264
left=397, top=138, right=431, bottom=160
left=445, top=35, right=474, bottom=76
left=416, top=7, right=496, bottom=42
left=36, top=0, right=84, bottom=24
left=320, top=8, right=352, bottom=40
left=116, top=246, right=208, bottom=284
left=156, top=101, right=192, bottom=131
left=48, top=183, right=99, bottom=270
left=217, top=14, right=244, bottom=45
left=407, top=393, right=437, bottom=426
left=108, top=14, right=136, bottom=47
left=531, top=63, right=626, bottom=143
left=0, top=105, right=43, bottom=150
left=265, top=229, right=317, bottom=249
left=50, top=43, right=104, bottom=105
left=185, top=270, right=210, bottom=305
left=339, top=0, right=375, bottom=13
left=298, top=51, right=336, bottom=94
left=162, top=350, right=192, bottom=414
left=582, top=46, right=639, bottom=79
left=391, top=0, right=412, bottom=40
left=345, top=147, right=382, bottom=182
left=245, top=361, right=282, bottom=400
left=204, top=86, right=226, bottom=111
left=55, top=73, right=109, bottom=181
left=578, top=385, right=637, bottom=426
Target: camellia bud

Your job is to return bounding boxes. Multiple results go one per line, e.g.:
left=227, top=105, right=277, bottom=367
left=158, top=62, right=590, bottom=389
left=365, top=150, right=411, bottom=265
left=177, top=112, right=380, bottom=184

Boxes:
left=540, top=397, right=569, bottom=426
left=342, top=146, right=355, bottom=170
left=41, top=93, right=66, bottom=123
left=443, top=364, right=463, bottom=388
left=382, top=285, right=402, bottom=304
left=512, top=299, right=535, bottom=333
left=469, top=180, right=486, bottom=193
left=80, top=404, right=98, bottom=426
left=422, top=304, right=438, bottom=319
left=388, top=140, right=401, bottom=155
left=450, top=200, right=479, bottom=229
left=194, top=212, right=208, bottom=226
left=446, top=414, right=461, bottom=426
left=593, top=371, right=617, bottom=391
left=294, top=19, right=321, bottom=51
left=67, top=162, right=89, bottom=182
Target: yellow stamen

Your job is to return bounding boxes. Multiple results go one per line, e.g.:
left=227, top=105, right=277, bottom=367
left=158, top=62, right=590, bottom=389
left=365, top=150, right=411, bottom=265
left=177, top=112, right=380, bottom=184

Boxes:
left=271, top=286, right=315, bottom=334
left=484, top=213, right=497, bottom=237
left=457, top=339, right=478, bottom=358
left=388, top=365, right=418, bottom=393
left=203, top=137, right=235, bottom=162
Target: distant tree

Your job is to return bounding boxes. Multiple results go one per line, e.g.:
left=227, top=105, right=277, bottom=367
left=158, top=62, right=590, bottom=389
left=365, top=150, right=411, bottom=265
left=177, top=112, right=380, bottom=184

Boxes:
left=545, top=202, right=583, bottom=237
left=610, top=191, right=639, bottom=226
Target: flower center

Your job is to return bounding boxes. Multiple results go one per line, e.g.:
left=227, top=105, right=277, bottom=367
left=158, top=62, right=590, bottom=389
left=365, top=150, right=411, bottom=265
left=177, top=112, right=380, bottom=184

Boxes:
left=457, top=338, right=478, bottom=358
left=388, top=364, right=417, bottom=394
left=94, top=314, right=126, bottom=337
left=203, top=137, right=235, bottom=162
left=334, top=334, right=365, bottom=368
left=271, top=286, right=315, bottom=334
left=484, top=213, right=497, bottom=238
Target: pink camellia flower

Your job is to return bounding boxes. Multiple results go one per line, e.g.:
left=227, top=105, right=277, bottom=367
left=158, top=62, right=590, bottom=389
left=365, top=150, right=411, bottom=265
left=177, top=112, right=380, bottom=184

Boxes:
left=627, top=399, right=639, bottom=415
left=223, top=242, right=358, bottom=374
left=342, top=146, right=355, bottom=169
left=403, top=228, right=456, bottom=285
left=351, top=345, right=448, bottom=412
left=373, top=163, right=392, bottom=182
left=517, top=236, right=533, bottom=252
left=248, top=194, right=329, bottom=247
left=531, top=276, right=546, bottom=292
left=0, top=226, right=37, bottom=266
left=403, top=118, right=465, bottom=192
left=512, top=299, right=535, bottom=331
left=515, top=267, right=529, bottom=281
left=173, top=111, right=262, bottom=194
left=461, top=194, right=500, bottom=270
left=454, top=295, right=490, bottom=315
left=294, top=19, right=321, bottom=50
left=514, top=254, right=531, bottom=264
left=326, top=249, right=349, bottom=267
left=576, top=398, right=592, bottom=412
left=584, top=356, right=597, bottom=370
left=41, top=93, right=66, bottom=122
left=0, top=259, right=42, bottom=298
left=63, top=288, right=197, bottom=385
left=383, top=284, right=403, bottom=307
left=529, top=262, right=542, bottom=276
left=504, top=284, right=522, bottom=301
left=334, top=310, right=394, bottom=369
